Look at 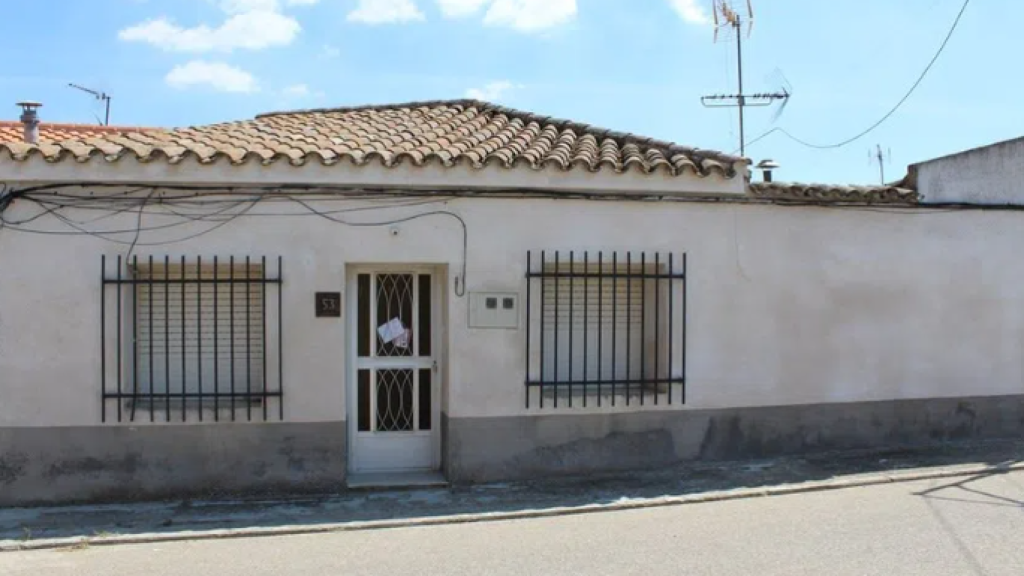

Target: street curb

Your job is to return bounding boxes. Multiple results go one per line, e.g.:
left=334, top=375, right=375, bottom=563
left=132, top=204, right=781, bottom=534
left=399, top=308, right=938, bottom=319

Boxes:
left=3, top=461, right=1022, bottom=553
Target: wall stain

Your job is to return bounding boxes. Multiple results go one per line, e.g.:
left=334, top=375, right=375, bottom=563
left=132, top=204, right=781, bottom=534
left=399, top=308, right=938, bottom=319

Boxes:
left=513, top=430, right=675, bottom=476
left=0, top=452, right=28, bottom=485
left=44, top=453, right=144, bottom=480
left=277, top=439, right=339, bottom=475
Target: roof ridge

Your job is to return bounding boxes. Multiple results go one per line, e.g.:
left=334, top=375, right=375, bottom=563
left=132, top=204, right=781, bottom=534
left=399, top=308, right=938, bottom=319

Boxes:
left=0, top=120, right=157, bottom=132
left=751, top=181, right=920, bottom=204
left=255, top=99, right=743, bottom=164
left=3, top=99, right=749, bottom=184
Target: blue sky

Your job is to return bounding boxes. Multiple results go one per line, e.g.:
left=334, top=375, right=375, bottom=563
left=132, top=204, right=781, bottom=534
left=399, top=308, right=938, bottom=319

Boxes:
left=1, top=0, right=1013, bottom=184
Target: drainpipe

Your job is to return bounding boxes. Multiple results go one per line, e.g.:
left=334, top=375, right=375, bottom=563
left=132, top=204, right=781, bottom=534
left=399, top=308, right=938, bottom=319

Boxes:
left=17, top=101, right=42, bottom=144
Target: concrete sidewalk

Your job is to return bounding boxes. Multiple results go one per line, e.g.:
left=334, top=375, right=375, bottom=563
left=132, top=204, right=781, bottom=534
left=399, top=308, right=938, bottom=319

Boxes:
left=2, top=439, right=1022, bottom=551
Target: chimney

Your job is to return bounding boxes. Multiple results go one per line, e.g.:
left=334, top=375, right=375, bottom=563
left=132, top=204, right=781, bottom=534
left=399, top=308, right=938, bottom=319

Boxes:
left=755, top=159, right=779, bottom=183
left=17, top=101, right=42, bottom=144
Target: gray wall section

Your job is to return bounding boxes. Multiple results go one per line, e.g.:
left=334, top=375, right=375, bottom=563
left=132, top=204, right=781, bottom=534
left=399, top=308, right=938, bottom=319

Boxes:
left=447, top=395, right=1024, bottom=483
left=0, top=422, right=347, bottom=506
left=5, top=396, right=1024, bottom=505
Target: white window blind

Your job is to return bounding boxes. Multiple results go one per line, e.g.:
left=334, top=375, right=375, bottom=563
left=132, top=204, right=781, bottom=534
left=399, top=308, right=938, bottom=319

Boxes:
left=133, top=263, right=264, bottom=396
left=540, top=263, right=665, bottom=383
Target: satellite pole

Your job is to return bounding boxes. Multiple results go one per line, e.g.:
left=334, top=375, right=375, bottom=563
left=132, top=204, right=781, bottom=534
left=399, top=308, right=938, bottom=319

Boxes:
left=68, top=83, right=112, bottom=126
left=701, top=0, right=789, bottom=157
left=869, top=144, right=891, bottom=184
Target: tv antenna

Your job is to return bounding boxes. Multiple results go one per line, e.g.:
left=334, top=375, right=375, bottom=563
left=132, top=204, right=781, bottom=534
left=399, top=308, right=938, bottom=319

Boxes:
left=701, top=0, right=790, bottom=157
left=68, top=83, right=112, bottom=126
left=869, top=144, right=892, bottom=184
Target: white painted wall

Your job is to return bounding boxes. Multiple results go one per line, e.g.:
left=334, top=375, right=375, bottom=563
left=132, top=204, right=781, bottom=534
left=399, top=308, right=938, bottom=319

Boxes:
left=914, top=136, right=1024, bottom=204
left=2, top=190, right=1023, bottom=426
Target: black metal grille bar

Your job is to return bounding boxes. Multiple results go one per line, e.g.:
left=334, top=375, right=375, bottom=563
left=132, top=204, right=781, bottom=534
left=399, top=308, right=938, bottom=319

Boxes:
left=525, top=250, right=687, bottom=408
left=101, top=255, right=107, bottom=424
left=611, top=251, right=617, bottom=406
left=100, top=255, right=285, bottom=423
left=525, top=250, right=532, bottom=410
left=164, top=256, right=171, bottom=422
left=246, top=256, right=252, bottom=422
left=230, top=255, right=236, bottom=422
left=148, top=255, right=154, bottom=422
left=262, top=256, right=268, bottom=421
left=625, top=251, right=631, bottom=406
left=681, top=253, right=687, bottom=405
left=117, top=255, right=123, bottom=422
left=198, top=256, right=204, bottom=422
left=212, top=256, right=217, bottom=422
left=597, top=251, right=603, bottom=407
left=553, top=250, right=559, bottom=408
left=539, top=251, right=545, bottom=409
left=278, top=255, right=284, bottom=421
left=181, top=255, right=187, bottom=422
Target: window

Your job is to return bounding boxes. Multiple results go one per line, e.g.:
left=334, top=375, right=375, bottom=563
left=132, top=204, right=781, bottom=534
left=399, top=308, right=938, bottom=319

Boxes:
left=100, top=255, right=284, bottom=423
left=524, top=251, right=687, bottom=408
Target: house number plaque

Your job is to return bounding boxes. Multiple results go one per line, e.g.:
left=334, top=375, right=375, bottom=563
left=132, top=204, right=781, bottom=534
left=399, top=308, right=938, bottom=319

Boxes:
left=315, top=292, right=342, bottom=317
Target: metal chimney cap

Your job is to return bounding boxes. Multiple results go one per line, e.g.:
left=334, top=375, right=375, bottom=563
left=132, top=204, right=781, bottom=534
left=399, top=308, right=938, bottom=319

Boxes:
left=16, top=101, right=42, bottom=109
left=756, top=159, right=779, bottom=170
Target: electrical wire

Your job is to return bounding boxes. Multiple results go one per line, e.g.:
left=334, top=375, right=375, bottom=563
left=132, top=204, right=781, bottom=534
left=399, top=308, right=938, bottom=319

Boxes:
left=286, top=196, right=469, bottom=297
left=0, top=186, right=470, bottom=296
left=6, top=177, right=1024, bottom=305
left=740, top=0, right=971, bottom=152
left=125, top=188, right=157, bottom=261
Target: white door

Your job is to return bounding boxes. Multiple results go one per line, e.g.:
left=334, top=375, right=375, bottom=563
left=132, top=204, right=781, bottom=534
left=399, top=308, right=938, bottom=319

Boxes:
left=347, top=267, right=441, bottom=473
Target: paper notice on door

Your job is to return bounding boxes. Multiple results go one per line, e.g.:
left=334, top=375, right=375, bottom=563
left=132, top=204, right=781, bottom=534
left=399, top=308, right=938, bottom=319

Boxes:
left=377, top=317, right=406, bottom=345
left=394, top=329, right=410, bottom=349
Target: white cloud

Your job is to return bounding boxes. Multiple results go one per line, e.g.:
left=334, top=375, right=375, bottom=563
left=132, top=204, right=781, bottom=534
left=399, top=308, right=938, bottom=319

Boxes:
left=483, top=0, right=576, bottom=32
left=283, top=83, right=310, bottom=97
left=668, top=0, right=711, bottom=25
left=119, top=10, right=301, bottom=52
left=465, top=80, right=520, bottom=102
left=166, top=61, right=258, bottom=93
left=437, top=0, right=489, bottom=18
left=347, top=0, right=425, bottom=24
left=281, top=83, right=326, bottom=100
left=218, top=0, right=318, bottom=12
left=219, top=0, right=279, bottom=13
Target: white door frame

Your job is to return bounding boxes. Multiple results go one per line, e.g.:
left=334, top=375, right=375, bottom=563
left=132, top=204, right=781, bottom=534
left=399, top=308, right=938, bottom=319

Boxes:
left=346, top=264, right=443, bottom=474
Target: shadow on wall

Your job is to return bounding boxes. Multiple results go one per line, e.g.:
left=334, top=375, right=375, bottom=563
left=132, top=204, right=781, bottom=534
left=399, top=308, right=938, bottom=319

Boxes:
left=1, top=438, right=1021, bottom=545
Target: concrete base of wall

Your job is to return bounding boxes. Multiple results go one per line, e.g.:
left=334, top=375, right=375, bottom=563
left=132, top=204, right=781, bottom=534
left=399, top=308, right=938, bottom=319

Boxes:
left=0, top=422, right=347, bottom=506
left=447, top=395, right=1024, bottom=483
left=5, top=395, right=1024, bottom=505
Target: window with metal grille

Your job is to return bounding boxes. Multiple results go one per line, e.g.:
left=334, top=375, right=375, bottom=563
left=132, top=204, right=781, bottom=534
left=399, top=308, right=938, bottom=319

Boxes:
left=100, top=256, right=284, bottom=423
left=524, top=251, right=687, bottom=408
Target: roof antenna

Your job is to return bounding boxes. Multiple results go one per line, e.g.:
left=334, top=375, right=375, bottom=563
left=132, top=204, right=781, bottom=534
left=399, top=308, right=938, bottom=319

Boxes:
left=868, top=144, right=892, bottom=185
left=701, top=0, right=790, bottom=157
left=68, top=83, right=112, bottom=126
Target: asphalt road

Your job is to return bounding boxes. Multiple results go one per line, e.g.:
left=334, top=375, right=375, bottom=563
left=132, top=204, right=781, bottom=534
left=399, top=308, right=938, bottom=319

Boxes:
left=3, top=469, right=1022, bottom=576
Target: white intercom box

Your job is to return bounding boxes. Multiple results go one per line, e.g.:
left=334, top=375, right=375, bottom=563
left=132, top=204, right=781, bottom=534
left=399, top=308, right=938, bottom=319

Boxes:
left=468, top=292, right=519, bottom=329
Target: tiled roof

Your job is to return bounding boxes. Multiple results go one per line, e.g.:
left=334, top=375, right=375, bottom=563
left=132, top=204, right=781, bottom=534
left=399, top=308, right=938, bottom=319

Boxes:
left=751, top=182, right=920, bottom=204
left=0, top=121, right=155, bottom=144
left=0, top=99, right=743, bottom=179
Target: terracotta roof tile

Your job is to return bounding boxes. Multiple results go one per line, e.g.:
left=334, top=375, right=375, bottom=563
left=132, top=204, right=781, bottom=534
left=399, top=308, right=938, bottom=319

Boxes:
left=0, top=100, right=743, bottom=179
left=751, top=182, right=920, bottom=204
left=0, top=121, right=156, bottom=144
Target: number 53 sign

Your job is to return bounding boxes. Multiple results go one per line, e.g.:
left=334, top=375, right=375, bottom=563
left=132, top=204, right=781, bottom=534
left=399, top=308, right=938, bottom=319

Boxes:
left=315, top=292, right=342, bottom=317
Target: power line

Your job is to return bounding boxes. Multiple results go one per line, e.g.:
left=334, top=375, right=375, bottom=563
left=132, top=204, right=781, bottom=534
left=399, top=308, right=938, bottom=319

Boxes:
left=0, top=187, right=471, bottom=296
left=741, top=0, right=971, bottom=153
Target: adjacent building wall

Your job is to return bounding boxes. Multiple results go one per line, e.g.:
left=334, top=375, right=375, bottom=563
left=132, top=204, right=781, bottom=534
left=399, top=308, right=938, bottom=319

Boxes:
left=2, top=188, right=1024, bottom=502
left=911, top=136, right=1024, bottom=204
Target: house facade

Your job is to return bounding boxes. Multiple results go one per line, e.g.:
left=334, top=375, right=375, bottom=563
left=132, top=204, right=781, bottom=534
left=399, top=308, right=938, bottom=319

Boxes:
left=1, top=100, right=1022, bottom=506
